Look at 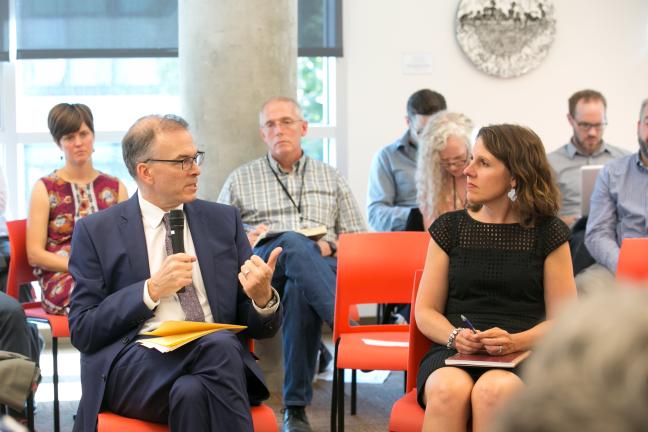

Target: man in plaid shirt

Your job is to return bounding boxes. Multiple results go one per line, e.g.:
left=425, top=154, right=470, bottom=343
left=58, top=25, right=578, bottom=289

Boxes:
left=218, top=97, right=365, bottom=432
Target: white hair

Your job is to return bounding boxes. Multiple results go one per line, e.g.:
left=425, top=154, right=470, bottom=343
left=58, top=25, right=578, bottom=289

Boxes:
left=416, top=111, right=474, bottom=222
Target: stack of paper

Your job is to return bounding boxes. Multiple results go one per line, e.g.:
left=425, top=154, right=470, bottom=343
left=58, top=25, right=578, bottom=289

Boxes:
left=138, top=321, right=246, bottom=353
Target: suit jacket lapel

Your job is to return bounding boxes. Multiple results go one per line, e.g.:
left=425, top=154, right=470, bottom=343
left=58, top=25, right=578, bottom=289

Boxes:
left=119, top=194, right=150, bottom=283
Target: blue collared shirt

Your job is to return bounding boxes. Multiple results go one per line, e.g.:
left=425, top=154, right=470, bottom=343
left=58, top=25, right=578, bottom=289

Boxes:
left=585, top=152, right=648, bottom=273
left=367, top=131, right=418, bottom=231
left=547, top=140, right=629, bottom=217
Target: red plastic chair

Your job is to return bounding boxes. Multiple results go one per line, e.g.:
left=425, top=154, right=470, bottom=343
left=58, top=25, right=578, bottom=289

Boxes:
left=330, top=232, right=429, bottom=432
left=6, top=219, right=69, bottom=432
left=97, top=404, right=278, bottom=432
left=388, top=270, right=429, bottom=431
left=616, top=238, right=648, bottom=285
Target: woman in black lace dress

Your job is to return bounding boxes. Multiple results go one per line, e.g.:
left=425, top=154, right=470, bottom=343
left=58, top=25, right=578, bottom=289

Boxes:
left=415, top=124, right=577, bottom=431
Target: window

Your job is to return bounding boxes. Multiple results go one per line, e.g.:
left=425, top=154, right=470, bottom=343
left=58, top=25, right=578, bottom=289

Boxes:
left=16, top=58, right=179, bottom=132
left=0, top=0, right=8, bottom=62
left=22, top=141, right=137, bottom=206
left=298, top=56, right=337, bottom=166
left=1, top=1, right=342, bottom=217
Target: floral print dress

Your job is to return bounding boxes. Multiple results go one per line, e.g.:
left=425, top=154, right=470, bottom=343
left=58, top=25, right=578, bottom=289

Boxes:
left=34, top=171, right=120, bottom=314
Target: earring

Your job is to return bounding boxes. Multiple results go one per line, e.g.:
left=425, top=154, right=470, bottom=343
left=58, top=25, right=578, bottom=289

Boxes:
left=507, top=188, right=517, bottom=202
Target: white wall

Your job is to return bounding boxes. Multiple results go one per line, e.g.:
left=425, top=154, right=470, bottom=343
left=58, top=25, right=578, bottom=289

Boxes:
left=340, top=0, right=648, bottom=216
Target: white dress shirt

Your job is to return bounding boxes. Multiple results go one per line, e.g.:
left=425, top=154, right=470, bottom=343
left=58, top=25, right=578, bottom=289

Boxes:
left=137, top=191, right=278, bottom=333
left=138, top=192, right=214, bottom=333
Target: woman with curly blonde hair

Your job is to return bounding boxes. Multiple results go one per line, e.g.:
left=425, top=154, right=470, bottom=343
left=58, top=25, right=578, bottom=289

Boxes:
left=416, top=111, right=474, bottom=228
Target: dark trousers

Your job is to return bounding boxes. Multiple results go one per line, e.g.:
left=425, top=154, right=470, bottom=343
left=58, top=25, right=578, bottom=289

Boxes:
left=0, top=292, right=40, bottom=363
left=254, top=231, right=337, bottom=406
left=104, top=331, right=253, bottom=432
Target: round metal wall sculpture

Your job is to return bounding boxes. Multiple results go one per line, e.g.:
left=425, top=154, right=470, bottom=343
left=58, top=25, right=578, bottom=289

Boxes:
left=456, top=0, right=556, bottom=78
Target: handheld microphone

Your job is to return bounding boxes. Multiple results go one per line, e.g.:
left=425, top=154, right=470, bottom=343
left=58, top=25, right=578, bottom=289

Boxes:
left=169, top=210, right=185, bottom=254
left=169, top=209, right=186, bottom=293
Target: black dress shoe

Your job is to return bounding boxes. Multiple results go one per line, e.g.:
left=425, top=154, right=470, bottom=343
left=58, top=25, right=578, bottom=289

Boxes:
left=318, top=343, right=332, bottom=374
left=282, top=406, right=313, bottom=432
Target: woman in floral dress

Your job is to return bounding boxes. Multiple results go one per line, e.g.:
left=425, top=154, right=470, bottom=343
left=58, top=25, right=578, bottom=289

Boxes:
left=26, top=103, right=128, bottom=314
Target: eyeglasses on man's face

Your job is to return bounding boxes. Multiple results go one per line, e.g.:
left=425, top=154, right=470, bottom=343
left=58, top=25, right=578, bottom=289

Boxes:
left=144, top=151, right=205, bottom=170
left=575, top=121, right=607, bottom=131
left=261, top=117, right=302, bottom=132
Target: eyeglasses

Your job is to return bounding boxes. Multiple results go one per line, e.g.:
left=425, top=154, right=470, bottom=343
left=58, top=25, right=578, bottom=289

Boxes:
left=144, top=151, right=205, bottom=170
left=261, top=118, right=302, bottom=131
left=576, top=121, right=607, bottom=131
left=440, top=157, right=469, bottom=169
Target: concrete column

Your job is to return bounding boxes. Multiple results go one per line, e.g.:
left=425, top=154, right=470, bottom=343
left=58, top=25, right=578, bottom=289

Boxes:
left=179, top=0, right=298, bottom=201
left=179, top=0, right=297, bottom=391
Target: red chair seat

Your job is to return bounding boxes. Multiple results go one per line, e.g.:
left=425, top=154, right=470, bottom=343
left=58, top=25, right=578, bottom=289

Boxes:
left=337, top=331, right=408, bottom=371
left=617, top=238, right=648, bottom=284
left=97, top=404, right=278, bottom=431
left=21, top=302, right=70, bottom=337
left=389, top=390, right=423, bottom=431
left=98, top=412, right=167, bottom=432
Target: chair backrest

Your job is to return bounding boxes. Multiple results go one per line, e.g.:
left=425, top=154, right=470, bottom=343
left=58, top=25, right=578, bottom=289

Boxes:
left=6, top=219, right=37, bottom=300
left=332, top=232, right=429, bottom=340
left=405, top=270, right=432, bottom=391
left=617, top=238, right=648, bottom=284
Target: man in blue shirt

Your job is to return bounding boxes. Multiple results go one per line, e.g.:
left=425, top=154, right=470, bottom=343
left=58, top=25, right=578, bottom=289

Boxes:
left=366, top=89, right=446, bottom=324
left=578, top=99, right=648, bottom=294
left=547, top=89, right=628, bottom=226
left=367, top=89, right=447, bottom=232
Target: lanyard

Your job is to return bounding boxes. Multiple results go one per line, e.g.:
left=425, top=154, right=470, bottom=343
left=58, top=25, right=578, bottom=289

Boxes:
left=266, top=155, right=308, bottom=216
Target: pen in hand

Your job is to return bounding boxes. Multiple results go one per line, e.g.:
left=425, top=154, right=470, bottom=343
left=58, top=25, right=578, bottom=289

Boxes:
left=460, top=314, right=478, bottom=334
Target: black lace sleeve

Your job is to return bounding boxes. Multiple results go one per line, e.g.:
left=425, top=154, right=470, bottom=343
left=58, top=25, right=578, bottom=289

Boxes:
left=543, top=216, right=571, bottom=257
left=427, top=211, right=457, bottom=255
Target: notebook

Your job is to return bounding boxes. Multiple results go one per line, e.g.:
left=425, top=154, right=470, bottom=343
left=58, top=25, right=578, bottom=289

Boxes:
left=445, top=350, right=531, bottom=368
left=580, top=165, right=603, bottom=216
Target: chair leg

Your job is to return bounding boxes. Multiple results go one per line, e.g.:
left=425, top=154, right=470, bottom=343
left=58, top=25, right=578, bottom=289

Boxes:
left=350, top=369, right=357, bottom=415
left=26, top=392, right=35, bottom=432
left=336, top=368, right=345, bottom=432
left=403, top=371, right=407, bottom=393
left=330, top=340, right=340, bottom=432
left=52, top=336, right=60, bottom=432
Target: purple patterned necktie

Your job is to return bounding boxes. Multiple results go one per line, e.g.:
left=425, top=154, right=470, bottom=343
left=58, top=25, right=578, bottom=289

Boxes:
left=162, top=213, right=205, bottom=322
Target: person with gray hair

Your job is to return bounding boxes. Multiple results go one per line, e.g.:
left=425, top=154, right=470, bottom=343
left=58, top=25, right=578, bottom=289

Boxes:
left=416, top=111, right=474, bottom=229
left=219, top=96, right=365, bottom=432
left=492, top=288, right=648, bottom=432
left=68, top=114, right=282, bottom=431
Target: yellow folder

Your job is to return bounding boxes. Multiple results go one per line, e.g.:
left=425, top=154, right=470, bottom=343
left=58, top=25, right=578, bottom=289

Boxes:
left=138, top=321, right=247, bottom=353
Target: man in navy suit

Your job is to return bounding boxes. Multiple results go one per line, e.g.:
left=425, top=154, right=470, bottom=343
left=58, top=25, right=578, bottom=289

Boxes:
left=68, top=114, right=282, bottom=431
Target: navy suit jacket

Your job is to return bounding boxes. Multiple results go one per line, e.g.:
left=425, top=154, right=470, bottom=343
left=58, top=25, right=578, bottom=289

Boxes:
left=68, top=195, right=282, bottom=431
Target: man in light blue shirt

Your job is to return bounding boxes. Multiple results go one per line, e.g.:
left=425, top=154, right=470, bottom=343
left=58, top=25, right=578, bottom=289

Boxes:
left=367, top=89, right=446, bottom=232
left=577, top=99, right=648, bottom=294
left=548, top=89, right=628, bottom=226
